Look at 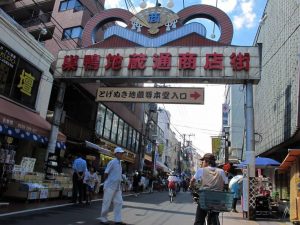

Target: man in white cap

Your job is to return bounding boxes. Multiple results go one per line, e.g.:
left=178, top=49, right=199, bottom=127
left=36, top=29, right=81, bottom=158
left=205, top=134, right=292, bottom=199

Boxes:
left=99, top=147, right=126, bottom=225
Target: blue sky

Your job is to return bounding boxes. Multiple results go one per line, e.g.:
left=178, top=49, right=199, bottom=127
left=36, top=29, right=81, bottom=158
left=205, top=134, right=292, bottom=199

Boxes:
left=104, top=0, right=268, bottom=153
left=105, top=0, right=268, bottom=46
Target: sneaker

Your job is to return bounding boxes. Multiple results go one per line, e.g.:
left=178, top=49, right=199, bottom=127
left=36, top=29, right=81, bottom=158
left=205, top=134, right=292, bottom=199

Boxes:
left=231, top=209, right=238, bottom=213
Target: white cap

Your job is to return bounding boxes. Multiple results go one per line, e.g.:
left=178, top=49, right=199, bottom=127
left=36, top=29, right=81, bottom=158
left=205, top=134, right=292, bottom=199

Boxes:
left=114, top=147, right=125, bottom=154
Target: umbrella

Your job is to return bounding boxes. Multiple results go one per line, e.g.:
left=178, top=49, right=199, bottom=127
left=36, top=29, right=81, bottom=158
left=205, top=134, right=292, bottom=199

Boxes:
left=229, top=175, right=243, bottom=189
left=237, top=157, right=280, bottom=168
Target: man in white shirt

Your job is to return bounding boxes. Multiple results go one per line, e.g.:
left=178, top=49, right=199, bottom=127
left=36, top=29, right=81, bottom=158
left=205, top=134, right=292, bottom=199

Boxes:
left=99, top=147, right=126, bottom=225
left=190, top=153, right=228, bottom=225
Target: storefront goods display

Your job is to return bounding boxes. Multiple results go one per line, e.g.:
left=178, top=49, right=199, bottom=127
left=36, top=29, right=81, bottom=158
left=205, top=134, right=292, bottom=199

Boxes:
left=0, top=144, right=16, bottom=197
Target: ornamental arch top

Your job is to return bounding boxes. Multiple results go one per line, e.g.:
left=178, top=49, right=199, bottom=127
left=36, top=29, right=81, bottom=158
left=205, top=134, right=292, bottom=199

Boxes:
left=55, top=4, right=260, bottom=85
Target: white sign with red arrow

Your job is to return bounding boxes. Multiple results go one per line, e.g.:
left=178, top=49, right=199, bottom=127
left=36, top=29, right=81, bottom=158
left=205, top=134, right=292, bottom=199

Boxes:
left=96, top=87, right=204, bottom=104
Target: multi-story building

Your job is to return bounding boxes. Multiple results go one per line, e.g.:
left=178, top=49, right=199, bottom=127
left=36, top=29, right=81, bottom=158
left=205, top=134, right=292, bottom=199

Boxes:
left=1, top=0, right=145, bottom=174
left=0, top=9, right=68, bottom=197
left=223, top=84, right=245, bottom=162
left=253, top=0, right=299, bottom=203
left=1, top=0, right=105, bottom=57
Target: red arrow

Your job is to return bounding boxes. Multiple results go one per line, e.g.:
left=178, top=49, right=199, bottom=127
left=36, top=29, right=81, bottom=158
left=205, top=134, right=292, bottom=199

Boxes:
left=190, top=91, right=201, bottom=100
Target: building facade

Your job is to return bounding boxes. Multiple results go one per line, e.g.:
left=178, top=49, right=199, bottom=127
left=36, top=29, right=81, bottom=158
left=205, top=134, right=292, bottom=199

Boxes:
left=253, top=0, right=299, bottom=201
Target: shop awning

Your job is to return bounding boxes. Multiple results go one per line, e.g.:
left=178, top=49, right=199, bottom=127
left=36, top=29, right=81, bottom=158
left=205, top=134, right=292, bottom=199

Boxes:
left=0, top=98, right=66, bottom=145
left=279, top=149, right=300, bottom=170
left=156, top=160, right=171, bottom=173
left=85, top=140, right=112, bottom=156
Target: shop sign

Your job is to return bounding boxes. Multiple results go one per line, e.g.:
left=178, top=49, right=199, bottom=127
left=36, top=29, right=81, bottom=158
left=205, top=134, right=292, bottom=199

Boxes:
left=0, top=116, right=38, bottom=133
left=211, top=136, right=221, bottom=155
left=20, top=157, right=36, bottom=173
left=55, top=46, right=260, bottom=84
left=222, top=103, right=229, bottom=126
left=0, top=41, right=42, bottom=108
left=96, top=87, right=204, bottom=104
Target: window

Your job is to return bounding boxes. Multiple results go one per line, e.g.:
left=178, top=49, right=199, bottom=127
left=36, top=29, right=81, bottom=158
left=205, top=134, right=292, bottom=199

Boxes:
left=62, top=26, right=83, bottom=39
left=127, top=127, right=133, bottom=149
left=117, top=119, right=124, bottom=146
left=132, top=129, right=136, bottom=151
left=135, top=134, right=140, bottom=153
left=122, top=123, right=128, bottom=147
left=111, top=114, right=119, bottom=143
left=95, top=104, right=106, bottom=136
left=59, top=0, right=84, bottom=11
left=103, top=108, right=113, bottom=139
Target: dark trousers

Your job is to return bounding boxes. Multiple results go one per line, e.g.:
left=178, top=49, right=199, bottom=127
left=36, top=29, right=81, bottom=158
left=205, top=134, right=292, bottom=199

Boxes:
left=72, top=172, right=85, bottom=203
left=194, top=204, right=219, bottom=225
left=232, top=198, right=238, bottom=210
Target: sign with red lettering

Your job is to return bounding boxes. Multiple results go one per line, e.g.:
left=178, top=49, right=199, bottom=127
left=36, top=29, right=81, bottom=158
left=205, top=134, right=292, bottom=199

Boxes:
left=55, top=46, right=260, bottom=84
left=96, top=87, right=204, bottom=104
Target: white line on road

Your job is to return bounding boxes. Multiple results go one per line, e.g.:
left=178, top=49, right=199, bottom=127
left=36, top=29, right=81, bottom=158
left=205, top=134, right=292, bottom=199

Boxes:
left=0, top=193, right=134, bottom=217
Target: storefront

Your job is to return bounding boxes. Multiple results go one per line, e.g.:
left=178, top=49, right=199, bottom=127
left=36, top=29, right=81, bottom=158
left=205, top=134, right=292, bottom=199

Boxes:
left=279, top=149, right=300, bottom=223
left=0, top=10, right=68, bottom=201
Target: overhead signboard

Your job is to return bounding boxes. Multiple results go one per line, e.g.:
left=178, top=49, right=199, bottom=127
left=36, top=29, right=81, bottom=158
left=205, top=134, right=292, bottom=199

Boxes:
left=54, top=46, right=260, bottom=84
left=95, top=87, right=204, bottom=104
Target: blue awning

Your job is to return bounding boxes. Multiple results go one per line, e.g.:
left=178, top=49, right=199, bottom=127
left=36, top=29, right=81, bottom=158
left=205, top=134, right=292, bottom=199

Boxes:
left=0, top=123, right=66, bottom=149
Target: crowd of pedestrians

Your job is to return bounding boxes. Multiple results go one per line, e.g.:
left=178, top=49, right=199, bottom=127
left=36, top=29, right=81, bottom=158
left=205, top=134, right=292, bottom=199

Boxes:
left=71, top=149, right=245, bottom=225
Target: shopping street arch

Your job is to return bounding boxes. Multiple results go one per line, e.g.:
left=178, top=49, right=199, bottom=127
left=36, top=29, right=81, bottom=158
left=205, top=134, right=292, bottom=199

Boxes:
left=52, top=3, right=261, bottom=219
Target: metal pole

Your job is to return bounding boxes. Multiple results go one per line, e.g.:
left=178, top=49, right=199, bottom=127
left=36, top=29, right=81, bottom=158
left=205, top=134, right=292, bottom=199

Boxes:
left=245, top=82, right=256, bottom=220
left=45, top=81, right=66, bottom=162
left=138, top=104, right=146, bottom=172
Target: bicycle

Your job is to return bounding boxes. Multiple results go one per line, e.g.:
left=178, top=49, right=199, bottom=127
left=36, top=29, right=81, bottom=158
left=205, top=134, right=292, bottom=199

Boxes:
left=169, top=187, right=176, bottom=202
left=192, top=189, right=233, bottom=225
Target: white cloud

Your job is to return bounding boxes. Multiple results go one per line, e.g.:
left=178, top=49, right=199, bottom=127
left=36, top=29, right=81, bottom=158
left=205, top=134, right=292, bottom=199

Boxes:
left=233, top=0, right=256, bottom=30
left=105, top=0, right=122, bottom=9
left=201, top=0, right=237, bottom=13
left=202, top=0, right=257, bottom=31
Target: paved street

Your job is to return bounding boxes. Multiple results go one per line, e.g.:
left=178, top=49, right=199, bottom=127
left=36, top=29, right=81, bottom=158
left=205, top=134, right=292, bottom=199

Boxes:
left=0, top=191, right=291, bottom=225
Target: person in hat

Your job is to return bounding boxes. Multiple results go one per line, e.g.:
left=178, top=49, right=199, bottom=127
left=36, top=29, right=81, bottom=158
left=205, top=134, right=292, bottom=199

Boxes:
left=98, top=147, right=126, bottom=225
left=189, top=153, right=228, bottom=225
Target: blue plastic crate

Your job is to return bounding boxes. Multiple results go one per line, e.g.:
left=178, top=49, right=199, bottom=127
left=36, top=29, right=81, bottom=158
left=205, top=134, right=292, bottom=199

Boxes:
left=198, top=190, right=234, bottom=212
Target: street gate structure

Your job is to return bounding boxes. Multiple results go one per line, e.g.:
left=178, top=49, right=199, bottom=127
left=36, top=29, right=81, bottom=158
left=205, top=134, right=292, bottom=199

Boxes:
left=50, top=3, right=260, bottom=220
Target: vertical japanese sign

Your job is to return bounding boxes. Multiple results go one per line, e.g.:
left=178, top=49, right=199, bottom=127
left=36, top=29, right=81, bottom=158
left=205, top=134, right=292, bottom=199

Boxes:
left=211, top=136, right=221, bottom=155
left=222, top=103, right=229, bottom=126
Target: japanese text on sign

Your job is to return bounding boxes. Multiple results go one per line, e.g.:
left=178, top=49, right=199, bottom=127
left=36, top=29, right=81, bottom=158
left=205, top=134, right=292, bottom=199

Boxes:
left=96, top=87, right=204, bottom=104
left=61, top=52, right=250, bottom=72
left=55, top=46, right=260, bottom=84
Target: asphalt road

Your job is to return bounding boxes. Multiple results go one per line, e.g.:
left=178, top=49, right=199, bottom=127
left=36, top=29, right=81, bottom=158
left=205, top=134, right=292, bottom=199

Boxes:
left=0, top=191, right=287, bottom=225
left=0, top=191, right=197, bottom=225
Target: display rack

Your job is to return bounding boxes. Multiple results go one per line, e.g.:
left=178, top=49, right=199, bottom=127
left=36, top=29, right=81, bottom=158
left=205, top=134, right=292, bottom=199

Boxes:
left=45, top=152, right=59, bottom=180
left=0, top=143, right=16, bottom=198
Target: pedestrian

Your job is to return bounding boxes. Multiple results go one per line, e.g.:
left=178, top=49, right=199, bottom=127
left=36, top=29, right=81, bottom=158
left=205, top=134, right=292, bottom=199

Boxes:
left=98, top=147, right=126, bottom=225
left=148, top=174, right=154, bottom=193
left=189, top=153, right=228, bottom=225
left=229, top=175, right=243, bottom=212
left=72, top=153, right=87, bottom=204
left=133, top=171, right=141, bottom=197
left=83, top=166, right=99, bottom=205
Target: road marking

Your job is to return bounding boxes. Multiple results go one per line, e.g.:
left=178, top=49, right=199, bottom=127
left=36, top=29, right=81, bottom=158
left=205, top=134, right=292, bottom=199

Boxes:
left=0, top=193, right=135, bottom=217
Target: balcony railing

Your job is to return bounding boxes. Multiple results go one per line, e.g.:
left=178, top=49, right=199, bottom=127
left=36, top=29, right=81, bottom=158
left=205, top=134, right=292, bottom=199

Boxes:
left=20, top=12, right=52, bottom=28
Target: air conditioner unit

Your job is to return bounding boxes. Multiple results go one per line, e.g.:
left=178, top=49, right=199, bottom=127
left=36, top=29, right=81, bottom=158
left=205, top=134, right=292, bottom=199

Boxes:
left=0, top=0, right=15, bottom=6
